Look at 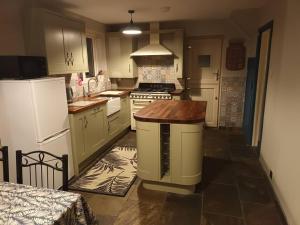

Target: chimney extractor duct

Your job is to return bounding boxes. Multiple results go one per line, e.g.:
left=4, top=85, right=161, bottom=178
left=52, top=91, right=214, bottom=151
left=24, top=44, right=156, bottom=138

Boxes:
left=130, top=22, right=173, bottom=56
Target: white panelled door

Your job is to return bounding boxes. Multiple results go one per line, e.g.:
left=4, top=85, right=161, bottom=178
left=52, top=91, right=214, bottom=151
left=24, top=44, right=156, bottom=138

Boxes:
left=187, top=37, right=223, bottom=127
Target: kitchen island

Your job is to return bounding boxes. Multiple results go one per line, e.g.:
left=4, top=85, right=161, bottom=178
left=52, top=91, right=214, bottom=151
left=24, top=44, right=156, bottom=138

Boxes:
left=134, top=100, right=207, bottom=194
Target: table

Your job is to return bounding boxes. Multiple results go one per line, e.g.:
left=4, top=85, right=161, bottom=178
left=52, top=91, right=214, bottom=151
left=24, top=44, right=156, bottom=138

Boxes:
left=0, top=182, right=97, bottom=225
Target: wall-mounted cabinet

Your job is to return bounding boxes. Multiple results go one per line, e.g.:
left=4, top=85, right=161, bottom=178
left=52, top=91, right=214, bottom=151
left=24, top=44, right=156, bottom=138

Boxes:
left=106, top=32, right=138, bottom=78
left=25, top=9, right=88, bottom=75
left=160, top=30, right=184, bottom=78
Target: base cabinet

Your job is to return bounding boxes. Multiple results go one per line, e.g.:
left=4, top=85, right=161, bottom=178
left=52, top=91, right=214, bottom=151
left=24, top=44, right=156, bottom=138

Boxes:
left=136, top=121, right=204, bottom=186
left=120, top=96, right=131, bottom=128
left=108, top=112, right=121, bottom=138
left=69, top=105, right=107, bottom=174
left=136, top=122, right=160, bottom=180
left=69, top=95, right=131, bottom=174
left=84, top=106, right=108, bottom=156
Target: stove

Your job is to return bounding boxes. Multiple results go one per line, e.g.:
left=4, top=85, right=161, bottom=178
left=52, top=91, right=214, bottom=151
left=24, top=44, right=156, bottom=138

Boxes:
left=130, top=83, right=176, bottom=100
left=130, top=83, right=176, bottom=130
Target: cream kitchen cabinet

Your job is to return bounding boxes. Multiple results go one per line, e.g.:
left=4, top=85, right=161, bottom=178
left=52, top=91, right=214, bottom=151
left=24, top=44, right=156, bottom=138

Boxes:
left=160, top=30, right=184, bottom=78
left=120, top=96, right=131, bottom=128
left=69, top=104, right=107, bottom=174
left=107, top=111, right=121, bottom=138
left=106, top=32, right=138, bottom=78
left=136, top=121, right=204, bottom=194
left=25, top=9, right=88, bottom=75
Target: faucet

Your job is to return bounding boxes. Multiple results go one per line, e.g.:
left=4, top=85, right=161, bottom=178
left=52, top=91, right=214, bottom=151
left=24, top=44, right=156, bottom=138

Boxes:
left=87, top=77, right=98, bottom=97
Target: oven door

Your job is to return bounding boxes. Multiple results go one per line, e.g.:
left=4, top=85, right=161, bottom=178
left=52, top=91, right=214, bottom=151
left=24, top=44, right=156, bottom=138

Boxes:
left=130, top=99, right=154, bottom=130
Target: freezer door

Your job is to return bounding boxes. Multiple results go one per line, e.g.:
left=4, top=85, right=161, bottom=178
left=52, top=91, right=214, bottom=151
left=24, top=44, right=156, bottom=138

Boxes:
left=38, top=129, right=74, bottom=189
left=30, top=78, right=70, bottom=142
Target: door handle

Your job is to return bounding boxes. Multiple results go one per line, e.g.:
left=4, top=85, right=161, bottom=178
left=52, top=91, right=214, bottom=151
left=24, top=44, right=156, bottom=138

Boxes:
left=176, top=63, right=178, bottom=72
left=129, top=64, right=131, bottom=73
left=212, top=70, right=220, bottom=81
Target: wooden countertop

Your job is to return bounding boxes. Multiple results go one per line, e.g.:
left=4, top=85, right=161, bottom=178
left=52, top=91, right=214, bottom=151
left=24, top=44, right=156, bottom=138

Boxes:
left=94, top=89, right=132, bottom=98
left=68, top=89, right=132, bottom=114
left=68, top=97, right=108, bottom=114
left=134, top=100, right=207, bottom=124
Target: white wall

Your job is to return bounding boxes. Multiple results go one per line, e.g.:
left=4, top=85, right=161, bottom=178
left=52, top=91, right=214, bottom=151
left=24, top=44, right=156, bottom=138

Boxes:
left=259, top=0, right=300, bottom=224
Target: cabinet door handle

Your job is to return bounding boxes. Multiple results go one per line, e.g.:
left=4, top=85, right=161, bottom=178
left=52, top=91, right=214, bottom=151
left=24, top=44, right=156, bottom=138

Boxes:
left=65, top=52, right=69, bottom=65
left=79, top=118, right=84, bottom=129
left=84, top=116, right=88, bottom=128
left=129, top=64, right=131, bottom=73
left=176, top=63, right=178, bottom=72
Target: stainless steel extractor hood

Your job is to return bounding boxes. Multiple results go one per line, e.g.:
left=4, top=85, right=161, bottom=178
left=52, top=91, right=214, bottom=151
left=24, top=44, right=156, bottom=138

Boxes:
left=130, top=22, right=173, bottom=56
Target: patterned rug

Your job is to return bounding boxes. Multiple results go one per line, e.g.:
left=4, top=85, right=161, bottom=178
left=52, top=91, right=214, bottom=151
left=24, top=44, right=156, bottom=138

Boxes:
left=69, top=146, right=137, bottom=196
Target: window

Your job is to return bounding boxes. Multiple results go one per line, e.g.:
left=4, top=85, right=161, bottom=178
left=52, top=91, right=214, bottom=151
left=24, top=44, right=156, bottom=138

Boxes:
left=198, top=55, right=211, bottom=68
left=85, top=37, right=95, bottom=77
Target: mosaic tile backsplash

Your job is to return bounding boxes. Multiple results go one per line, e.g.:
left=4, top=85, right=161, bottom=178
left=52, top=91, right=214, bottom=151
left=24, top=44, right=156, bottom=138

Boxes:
left=133, top=56, right=183, bottom=89
left=219, top=76, right=246, bottom=127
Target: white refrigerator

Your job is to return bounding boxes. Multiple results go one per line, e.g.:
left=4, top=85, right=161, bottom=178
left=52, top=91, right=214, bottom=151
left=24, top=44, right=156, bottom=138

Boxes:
left=0, top=77, right=74, bottom=188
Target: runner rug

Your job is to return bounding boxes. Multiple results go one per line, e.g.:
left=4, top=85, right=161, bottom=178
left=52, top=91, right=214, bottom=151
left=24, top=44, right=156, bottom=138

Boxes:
left=69, top=146, right=137, bottom=196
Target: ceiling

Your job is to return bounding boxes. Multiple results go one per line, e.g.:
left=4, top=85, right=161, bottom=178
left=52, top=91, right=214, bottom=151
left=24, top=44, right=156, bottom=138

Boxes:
left=38, top=0, right=268, bottom=24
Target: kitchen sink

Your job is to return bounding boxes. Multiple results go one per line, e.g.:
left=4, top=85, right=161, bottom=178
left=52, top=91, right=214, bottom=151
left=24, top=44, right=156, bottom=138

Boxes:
left=106, top=97, right=121, bottom=116
left=100, top=90, right=124, bottom=95
left=68, top=101, right=95, bottom=107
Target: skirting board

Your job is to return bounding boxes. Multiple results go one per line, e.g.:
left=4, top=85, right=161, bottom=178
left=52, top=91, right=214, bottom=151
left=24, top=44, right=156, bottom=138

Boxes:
left=259, top=156, right=294, bottom=225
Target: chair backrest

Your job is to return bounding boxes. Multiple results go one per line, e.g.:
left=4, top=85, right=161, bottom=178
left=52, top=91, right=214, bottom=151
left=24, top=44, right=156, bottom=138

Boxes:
left=0, top=146, right=9, bottom=182
left=16, top=150, right=68, bottom=191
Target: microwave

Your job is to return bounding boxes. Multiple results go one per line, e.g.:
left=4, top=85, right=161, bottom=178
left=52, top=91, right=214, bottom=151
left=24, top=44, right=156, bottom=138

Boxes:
left=0, top=56, right=48, bottom=80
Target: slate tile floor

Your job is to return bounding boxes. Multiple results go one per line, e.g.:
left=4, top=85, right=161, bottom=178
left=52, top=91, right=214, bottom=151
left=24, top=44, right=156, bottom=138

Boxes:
left=77, top=128, right=287, bottom=225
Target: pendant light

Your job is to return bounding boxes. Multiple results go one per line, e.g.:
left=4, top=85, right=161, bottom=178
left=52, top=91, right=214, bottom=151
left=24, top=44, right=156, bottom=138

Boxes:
left=122, top=10, right=142, bottom=35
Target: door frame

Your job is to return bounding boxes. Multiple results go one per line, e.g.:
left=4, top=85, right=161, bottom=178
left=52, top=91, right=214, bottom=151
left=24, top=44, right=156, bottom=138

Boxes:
left=185, top=35, right=224, bottom=127
left=253, top=21, right=274, bottom=152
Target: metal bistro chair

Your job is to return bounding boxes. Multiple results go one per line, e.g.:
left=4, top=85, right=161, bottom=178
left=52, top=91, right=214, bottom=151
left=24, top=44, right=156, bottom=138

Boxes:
left=0, top=146, right=9, bottom=182
left=16, top=150, right=68, bottom=191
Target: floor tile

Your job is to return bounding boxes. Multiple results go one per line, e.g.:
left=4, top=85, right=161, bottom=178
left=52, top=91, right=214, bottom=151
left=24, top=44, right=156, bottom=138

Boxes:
left=237, top=176, right=273, bottom=204
left=158, top=193, right=202, bottom=225
left=95, top=214, right=116, bottom=225
left=113, top=200, right=162, bottom=225
left=233, top=161, right=265, bottom=178
left=74, top=128, right=287, bottom=225
left=203, top=183, right=242, bottom=217
left=230, top=147, right=259, bottom=162
left=243, top=203, right=284, bottom=225
left=86, top=194, right=126, bottom=216
left=202, top=213, right=244, bottom=225
left=202, top=157, right=236, bottom=186
left=129, top=181, right=167, bottom=204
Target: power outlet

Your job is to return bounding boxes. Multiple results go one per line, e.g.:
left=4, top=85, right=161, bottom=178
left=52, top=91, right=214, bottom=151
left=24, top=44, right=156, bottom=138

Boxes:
left=269, top=170, right=273, bottom=180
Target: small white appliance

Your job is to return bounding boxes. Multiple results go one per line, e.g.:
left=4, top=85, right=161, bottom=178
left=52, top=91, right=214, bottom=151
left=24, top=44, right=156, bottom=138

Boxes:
left=0, top=77, right=74, bottom=188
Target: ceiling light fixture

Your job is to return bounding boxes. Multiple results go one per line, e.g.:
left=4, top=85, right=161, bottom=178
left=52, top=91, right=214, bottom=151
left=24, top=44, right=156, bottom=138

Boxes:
left=122, top=10, right=142, bottom=35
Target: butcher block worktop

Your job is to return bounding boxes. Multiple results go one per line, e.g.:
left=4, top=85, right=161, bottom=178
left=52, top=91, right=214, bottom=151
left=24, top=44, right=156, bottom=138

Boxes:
left=68, top=89, right=131, bottom=114
left=68, top=97, right=108, bottom=114
left=94, top=89, right=132, bottom=97
left=134, top=100, right=207, bottom=124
